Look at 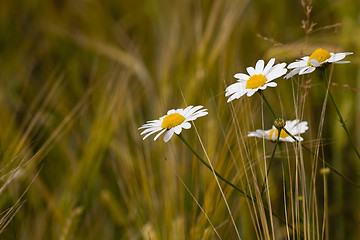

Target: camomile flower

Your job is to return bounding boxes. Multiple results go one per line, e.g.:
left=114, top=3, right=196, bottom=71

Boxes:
left=285, top=48, right=353, bottom=79
left=248, top=119, right=308, bottom=142
left=139, top=105, right=208, bottom=142
left=225, top=58, right=287, bottom=102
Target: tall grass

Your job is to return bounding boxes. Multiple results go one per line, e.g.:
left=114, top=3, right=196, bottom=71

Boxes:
left=0, top=0, right=360, bottom=239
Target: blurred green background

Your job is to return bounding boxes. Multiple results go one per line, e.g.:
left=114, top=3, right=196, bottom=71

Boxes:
left=0, top=0, right=360, bottom=239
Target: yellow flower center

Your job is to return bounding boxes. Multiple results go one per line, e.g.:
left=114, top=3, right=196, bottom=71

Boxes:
left=161, top=113, right=186, bottom=129
left=246, top=74, right=267, bottom=89
left=269, top=129, right=289, bottom=140
left=308, top=48, right=331, bottom=66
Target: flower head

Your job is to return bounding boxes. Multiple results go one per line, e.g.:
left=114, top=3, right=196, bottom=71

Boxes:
left=225, top=58, right=287, bottom=102
left=248, top=119, right=308, bottom=142
left=285, top=48, right=353, bottom=79
left=139, top=105, right=208, bottom=142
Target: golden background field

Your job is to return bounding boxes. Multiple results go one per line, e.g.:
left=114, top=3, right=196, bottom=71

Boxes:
left=1, top=0, right=360, bottom=239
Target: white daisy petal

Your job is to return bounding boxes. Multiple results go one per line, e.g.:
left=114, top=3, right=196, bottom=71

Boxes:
left=225, top=83, right=241, bottom=97
left=167, top=109, right=176, bottom=115
left=275, top=62, right=287, bottom=69
left=181, top=105, right=194, bottom=116
left=139, top=123, right=155, bottom=130
left=288, top=60, right=307, bottom=69
left=328, top=53, right=346, bottom=62
left=227, top=96, right=236, bottom=103
left=174, top=125, right=183, bottom=135
left=143, top=128, right=162, bottom=140
left=248, top=131, right=262, bottom=138
left=286, top=119, right=300, bottom=129
left=255, top=60, right=265, bottom=74
left=143, top=119, right=158, bottom=124
left=189, top=110, right=208, bottom=119
left=266, top=64, right=281, bottom=76
left=303, top=66, right=316, bottom=74
left=284, top=68, right=301, bottom=79
left=248, top=129, right=266, bottom=138
left=154, top=129, right=166, bottom=141
left=298, top=66, right=310, bottom=74
left=163, top=128, right=175, bottom=142
left=259, top=85, right=267, bottom=90
left=268, top=62, right=284, bottom=71
left=139, top=120, right=161, bottom=128
left=246, top=89, right=257, bottom=97
left=283, top=136, right=296, bottom=142
left=184, top=105, right=203, bottom=117
left=309, top=59, right=320, bottom=67
left=294, top=122, right=308, bottom=134
left=182, top=122, right=191, bottom=129
left=246, top=67, right=256, bottom=76
left=263, top=130, right=272, bottom=137
left=266, top=67, right=287, bottom=81
left=234, top=73, right=250, bottom=81
left=301, top=56, right=310, bottom=61
left=299, top=66, right=315, bottom=75
left=140, top=122, right=159, bottom=129
left=191, top=108, right=208, bottom=114
left=263, top=58, right=275, bottom=75
left=140, top=126, right=162, bottom=136
left=187, top=112, right=208, bottom=121
left=226, top=83, right=247, bottom=102
left=227, top=90, right=245, bottom=102
left=266, top=82, right=277, bottom=87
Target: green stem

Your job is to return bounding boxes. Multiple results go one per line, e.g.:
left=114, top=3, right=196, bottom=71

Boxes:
left=177, top=133, right=299, bottom=235
left=259, top=90, right=360, bottom=188
left=321, top=69, right=360, bottom=160
left=278, top=143, right=291, bottom=198
left=261, top=131, right=280, bottom=196
left=177, top=133, right=250, bottom=199
left=259, top=91, right=277, bottom=119
left=282, top=128, right=360, bottom=189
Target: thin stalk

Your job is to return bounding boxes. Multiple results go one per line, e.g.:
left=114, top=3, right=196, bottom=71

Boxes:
left=321, top=69, right=360, bottom=160
left=320, top=168, right=330, bottom=240
left=177, top=133, right=250, bottom=199
left=177, top=133, right=300, bottom=235
left=261, top=131, right=280, bottom=196
left=324, top=174, right=329, bottom=240
left=259, top=91, right=277, bottom=119
left=277, top=143, right=292, bottom=217
left=283, top=128, right=360, bottom=189
left=259, top=90, right=360, bottom=188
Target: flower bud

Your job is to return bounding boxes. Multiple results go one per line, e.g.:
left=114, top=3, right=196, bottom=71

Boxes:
left=274, top=118, right=285, bottom=130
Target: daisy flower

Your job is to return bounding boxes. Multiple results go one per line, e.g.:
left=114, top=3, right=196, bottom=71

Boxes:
left=248, top=119, right=308, bottom=142
left=285, top=48, right=353, bottom=79
left=139, top=105, right=208, bottom=142
left=225, top=58, right=287, bottom=102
